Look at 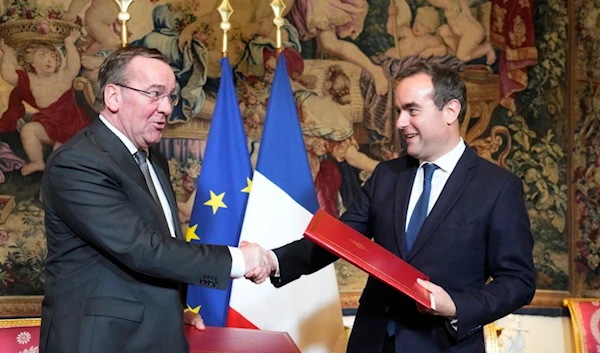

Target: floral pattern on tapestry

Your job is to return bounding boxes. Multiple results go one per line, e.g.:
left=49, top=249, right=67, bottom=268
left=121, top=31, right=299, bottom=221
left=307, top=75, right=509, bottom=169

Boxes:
left=495, top=0, right=569, bottom=290
left=573, top=0, right=600, bottom=290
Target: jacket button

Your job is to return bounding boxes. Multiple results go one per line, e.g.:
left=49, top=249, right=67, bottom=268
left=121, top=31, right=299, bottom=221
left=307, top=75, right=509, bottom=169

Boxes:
left=384, top=306, right=390, bottom=313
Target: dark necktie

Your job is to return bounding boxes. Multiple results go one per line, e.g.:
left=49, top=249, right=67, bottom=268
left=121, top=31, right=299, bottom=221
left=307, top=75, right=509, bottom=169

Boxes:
left=405, top=163, right=439, bottom=253
left=387, top=163, right=439, bottom=337
left=134, top=150, right=161, bottom=206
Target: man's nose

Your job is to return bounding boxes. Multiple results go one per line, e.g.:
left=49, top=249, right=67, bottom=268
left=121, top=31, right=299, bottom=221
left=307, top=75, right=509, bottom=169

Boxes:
left=396, top=111, right=408, bottom=129
left=157, top=96, right=173, bottom=115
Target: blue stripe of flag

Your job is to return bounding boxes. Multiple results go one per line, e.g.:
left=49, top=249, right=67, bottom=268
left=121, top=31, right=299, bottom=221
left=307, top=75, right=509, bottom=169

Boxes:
left=256, top=54, right=318, bottom=214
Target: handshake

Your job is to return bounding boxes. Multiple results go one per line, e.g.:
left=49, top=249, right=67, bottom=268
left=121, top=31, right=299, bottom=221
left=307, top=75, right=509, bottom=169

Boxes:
left=239, top=241, right=277, bottom=284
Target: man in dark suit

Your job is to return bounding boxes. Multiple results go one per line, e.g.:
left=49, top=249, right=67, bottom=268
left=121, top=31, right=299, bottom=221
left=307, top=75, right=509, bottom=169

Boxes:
left=258, top=63, right=536, bottom=353
left=40, top=46, right=271, bottom=353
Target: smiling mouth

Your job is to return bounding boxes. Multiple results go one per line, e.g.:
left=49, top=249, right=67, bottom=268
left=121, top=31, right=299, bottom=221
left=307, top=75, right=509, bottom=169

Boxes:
left=405, top=133, right=418, bottom=139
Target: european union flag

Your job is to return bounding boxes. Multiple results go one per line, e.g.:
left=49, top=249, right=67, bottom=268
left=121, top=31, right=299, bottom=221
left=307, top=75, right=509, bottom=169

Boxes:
left=185, top=57, right=252, bottom=327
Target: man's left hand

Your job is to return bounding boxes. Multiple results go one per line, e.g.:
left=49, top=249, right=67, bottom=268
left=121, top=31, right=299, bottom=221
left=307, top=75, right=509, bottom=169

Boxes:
left=416, top=278, right=457, bottom=319
left=184, top=309, right=206, bottom=331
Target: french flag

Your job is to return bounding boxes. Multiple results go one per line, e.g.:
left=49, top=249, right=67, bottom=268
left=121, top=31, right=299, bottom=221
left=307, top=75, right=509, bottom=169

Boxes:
left=228, top=54, right=346, bottom=353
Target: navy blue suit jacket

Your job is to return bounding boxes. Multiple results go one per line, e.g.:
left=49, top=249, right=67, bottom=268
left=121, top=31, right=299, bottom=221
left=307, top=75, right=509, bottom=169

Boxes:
left=273, top=147, right=535, bottom=353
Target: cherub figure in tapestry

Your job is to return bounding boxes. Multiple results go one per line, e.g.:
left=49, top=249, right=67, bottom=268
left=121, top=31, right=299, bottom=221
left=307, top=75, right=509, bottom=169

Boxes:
left=427, top=0, right=496, bottom=65
left=385, top=5, right=447, bottom=59
left=360, top=1, right=476, bottom=160
left=287, top=0, right=389, bottom=95
left=0, top=30, right=90, bottom=176
left=61, top=0, right=121, bottom=56
left=296, top=64, right=379, bottom=215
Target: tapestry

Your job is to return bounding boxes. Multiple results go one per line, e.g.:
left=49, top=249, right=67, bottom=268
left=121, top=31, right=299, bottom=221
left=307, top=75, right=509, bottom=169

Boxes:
left=0, top=0, right=570, bottom=314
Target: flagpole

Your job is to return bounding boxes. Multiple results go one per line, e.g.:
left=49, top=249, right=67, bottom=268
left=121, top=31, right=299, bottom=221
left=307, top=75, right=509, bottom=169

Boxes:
left=269, top=0, right=286, bottom=57
left=114, top=0, right=134, bottom=47
left=218, top=0, right=234, bottom=58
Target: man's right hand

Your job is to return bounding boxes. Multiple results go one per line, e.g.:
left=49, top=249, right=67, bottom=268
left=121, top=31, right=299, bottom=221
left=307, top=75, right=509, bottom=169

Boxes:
left=239, top=241, right=275, bottom=283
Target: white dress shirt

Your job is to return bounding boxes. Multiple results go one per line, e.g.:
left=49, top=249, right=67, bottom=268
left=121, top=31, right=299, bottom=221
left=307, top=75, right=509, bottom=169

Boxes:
left=99, top=115, right=245, bottom=277
left=405, top=139, right=466, bottom=230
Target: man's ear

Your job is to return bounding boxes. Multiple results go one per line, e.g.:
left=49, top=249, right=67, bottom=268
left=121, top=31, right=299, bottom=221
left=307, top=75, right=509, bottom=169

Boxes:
left=104, top=84, right=120, bottom=113
left=444, top=99, right=461, bottom=125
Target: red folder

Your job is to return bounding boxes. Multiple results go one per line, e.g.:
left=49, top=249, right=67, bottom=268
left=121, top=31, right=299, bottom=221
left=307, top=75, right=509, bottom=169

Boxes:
left=185, top=326, right=301, bottom=353
left=304, top=209, right=435, bottom=309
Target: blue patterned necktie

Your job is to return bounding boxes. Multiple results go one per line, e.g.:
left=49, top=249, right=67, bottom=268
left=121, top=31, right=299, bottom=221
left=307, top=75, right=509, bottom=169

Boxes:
left=405, top=163, right=439, bottom=253
left=387, top=163, right=439, bottom=337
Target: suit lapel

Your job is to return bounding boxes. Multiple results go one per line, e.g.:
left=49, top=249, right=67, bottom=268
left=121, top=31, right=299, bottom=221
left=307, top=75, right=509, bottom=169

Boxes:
left=90, top=120, right=178, bottom=239
left=393, top=157, right=419, bottom=259
left=149, top=148, right=184, bottom=240
left=89, top=119, right=148, bottom=194
left=406, top=148, right=476, bottom=261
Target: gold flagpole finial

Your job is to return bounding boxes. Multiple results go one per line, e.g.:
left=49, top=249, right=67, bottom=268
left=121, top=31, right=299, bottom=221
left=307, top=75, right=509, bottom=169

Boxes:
left=269, top=0, right=286, bottom=55
left=114, top=0, right=134, bottom=47
left=218, top=0, right=234, bottom=58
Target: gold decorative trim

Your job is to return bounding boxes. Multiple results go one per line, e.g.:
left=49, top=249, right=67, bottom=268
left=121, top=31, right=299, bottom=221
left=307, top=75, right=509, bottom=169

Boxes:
left=0, top=318, right=41, bottom=328
left=483, top=322, right=502, bottom=353
left=562, top=297, right=600, bottom=353
left=528, top=290, right=569, bottom=308
left=341, top=290, right=570, bottom=310
left=0, top=296, right=43, bottom=318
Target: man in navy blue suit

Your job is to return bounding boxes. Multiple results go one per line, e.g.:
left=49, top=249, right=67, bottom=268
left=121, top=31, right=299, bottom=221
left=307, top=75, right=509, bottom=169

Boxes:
left=259, top=63, right=536, bottom=353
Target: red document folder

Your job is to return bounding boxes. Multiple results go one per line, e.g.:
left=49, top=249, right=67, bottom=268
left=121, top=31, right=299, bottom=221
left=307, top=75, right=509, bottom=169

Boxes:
left=304, top=209, right=435, bottom=309
left=184, top=326, right=301, bottom=353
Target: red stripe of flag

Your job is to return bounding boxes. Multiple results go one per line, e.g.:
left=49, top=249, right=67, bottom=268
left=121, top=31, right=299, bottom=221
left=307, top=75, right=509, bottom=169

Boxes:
left=227, top=308, right=259, bottom=329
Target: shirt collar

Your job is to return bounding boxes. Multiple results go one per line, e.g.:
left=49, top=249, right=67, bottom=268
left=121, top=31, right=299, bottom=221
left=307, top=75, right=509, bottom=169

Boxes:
left=419, top=138, right=466, bottom=174
left=99, top=114, right=139, bottom=156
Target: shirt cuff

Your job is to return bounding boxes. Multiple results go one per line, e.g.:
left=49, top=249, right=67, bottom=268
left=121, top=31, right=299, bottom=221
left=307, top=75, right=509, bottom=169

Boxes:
left=270, top=250, right=281, bottom=277
left=228, top=246, right=245, bottom=278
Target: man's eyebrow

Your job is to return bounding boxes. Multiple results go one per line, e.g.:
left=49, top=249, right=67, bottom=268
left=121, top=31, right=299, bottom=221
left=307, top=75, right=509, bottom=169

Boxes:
left=146, top=84, right=167, bottom=91
left=400, top=102, right=420, bottom=110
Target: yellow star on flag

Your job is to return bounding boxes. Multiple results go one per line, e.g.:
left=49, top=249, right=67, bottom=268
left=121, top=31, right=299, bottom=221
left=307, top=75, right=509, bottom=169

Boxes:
left=204, top=190, right=227, bottom=215
left=241, top=177, right=252, bottom=193
left=186, top=304, right=201, bottom=314
left=186, top=224, right=200, bottom=243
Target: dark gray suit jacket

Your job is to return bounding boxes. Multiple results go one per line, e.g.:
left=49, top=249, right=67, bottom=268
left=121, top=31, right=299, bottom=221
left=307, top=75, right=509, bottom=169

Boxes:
left=40, top=118, right=232, bottom=353
left=273, top=147, right=536, bottom=353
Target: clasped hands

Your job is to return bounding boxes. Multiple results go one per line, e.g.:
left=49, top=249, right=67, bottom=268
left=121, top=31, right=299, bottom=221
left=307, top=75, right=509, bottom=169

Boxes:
left=184, top=241, right=274, bottom=331
left=239, top=241, right=276, bottom=284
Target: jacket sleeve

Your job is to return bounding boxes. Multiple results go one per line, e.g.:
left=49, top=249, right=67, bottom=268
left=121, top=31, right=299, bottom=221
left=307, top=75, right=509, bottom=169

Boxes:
left=448, top=174, right=536, bottom=341
left=43, top=148, right=233, bottom=289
